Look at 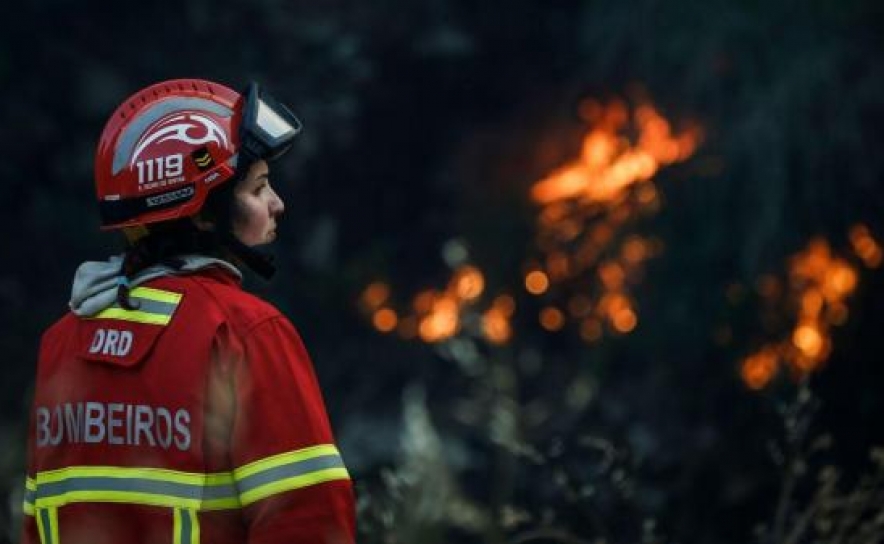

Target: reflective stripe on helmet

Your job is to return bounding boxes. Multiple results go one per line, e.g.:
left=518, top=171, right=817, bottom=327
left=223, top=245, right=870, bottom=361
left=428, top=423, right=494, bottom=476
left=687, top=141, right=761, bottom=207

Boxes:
left=112, top=98, right=233, bottom=176
left=89, top=286, right=183, bottom=326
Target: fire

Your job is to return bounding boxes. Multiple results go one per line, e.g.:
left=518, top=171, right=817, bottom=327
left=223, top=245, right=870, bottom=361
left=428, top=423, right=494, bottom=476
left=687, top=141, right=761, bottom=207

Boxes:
left=359, top=94, right=702, bottom=346
left=739, top=228, right=881, bottom=389
left=850, top=224, right=882, bottom=268
left=531, top=99, right=700, bottom=205
left=362, top=265, right=499, bottom=344
left=526, top=97, right=697, bottom=342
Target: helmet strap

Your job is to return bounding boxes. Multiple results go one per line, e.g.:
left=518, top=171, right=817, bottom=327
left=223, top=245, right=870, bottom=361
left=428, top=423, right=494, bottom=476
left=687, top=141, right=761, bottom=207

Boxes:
left=217, top=230, right=277, bottom=279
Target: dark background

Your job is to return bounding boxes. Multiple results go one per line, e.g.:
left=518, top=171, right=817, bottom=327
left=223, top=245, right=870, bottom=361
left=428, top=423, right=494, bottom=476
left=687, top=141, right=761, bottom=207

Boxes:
left=1, top=1, right=883, bottom=542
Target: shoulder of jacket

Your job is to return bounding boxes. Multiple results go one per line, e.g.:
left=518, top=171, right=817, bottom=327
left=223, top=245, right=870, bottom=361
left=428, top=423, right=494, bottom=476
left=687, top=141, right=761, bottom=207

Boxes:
left=41, top=312, right=78, bottom=345
left=176, top=274, right=283, bottom=331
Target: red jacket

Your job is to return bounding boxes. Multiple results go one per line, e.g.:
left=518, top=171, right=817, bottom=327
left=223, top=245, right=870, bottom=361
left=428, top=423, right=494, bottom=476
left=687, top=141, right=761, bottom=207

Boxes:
left=22, top=267, right=355, bottom=544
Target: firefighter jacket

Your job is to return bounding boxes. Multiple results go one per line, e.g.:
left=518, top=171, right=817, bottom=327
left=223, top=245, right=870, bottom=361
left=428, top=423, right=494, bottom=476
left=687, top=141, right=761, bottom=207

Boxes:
left=21, top=257, right=355, bottom=544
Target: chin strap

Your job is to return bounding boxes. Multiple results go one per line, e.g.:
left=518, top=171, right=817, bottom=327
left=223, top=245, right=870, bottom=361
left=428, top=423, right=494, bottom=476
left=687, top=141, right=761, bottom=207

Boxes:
left=218, top=230, right=277, bottom=279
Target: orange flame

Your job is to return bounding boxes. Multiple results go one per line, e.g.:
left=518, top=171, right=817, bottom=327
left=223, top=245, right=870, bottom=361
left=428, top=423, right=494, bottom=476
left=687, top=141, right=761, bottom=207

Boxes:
left=740, top=234, right=870, bottom=389
left=531, top=101, right=700, bottom=205
left=359, top=95, right=702, bottom=347
left=362, top=265, right=498, bottom=344
left=526, top=98, right=697, bottom=343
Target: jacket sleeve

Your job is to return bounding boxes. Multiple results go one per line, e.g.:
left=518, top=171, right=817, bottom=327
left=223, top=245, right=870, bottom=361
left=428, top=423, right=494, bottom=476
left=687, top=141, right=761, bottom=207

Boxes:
left=227, top=315, right=355, bottom=544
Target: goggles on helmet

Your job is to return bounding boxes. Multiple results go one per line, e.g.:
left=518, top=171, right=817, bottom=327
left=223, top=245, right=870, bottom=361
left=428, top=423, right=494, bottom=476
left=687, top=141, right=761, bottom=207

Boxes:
left=237, top=82, right=302, bottom=165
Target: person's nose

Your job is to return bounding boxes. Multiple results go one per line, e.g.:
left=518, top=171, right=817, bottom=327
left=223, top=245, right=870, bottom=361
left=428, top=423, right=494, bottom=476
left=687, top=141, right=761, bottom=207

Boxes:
left=269, top=187, right=285, bottom=216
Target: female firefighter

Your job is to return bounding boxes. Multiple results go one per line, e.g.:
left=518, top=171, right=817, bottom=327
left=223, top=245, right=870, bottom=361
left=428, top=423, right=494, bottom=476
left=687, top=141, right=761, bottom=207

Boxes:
left=21, top=79, right=355, bottom=544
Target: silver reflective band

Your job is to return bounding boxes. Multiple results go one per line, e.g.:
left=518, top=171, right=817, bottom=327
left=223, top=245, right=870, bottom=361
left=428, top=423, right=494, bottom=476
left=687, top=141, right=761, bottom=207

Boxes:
left=113, top=98, right=233, bottom=175
left=256, top=99, right=298, bottom=139
left=105, top=297, right=178, bottom=317
left=236, top=452, right=345, bottom=496
left=90, top=286, right=183, bottom=326
left=35, top=475, right=237, bottom=504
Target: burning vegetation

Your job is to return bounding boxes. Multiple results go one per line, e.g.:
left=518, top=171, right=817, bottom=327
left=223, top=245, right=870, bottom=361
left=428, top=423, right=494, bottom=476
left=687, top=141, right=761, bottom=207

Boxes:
left=740, top=227, right=882, bottom=390
left=358, top=94, right=882, bottom=394
left=359, top=96, right=701, bottom=345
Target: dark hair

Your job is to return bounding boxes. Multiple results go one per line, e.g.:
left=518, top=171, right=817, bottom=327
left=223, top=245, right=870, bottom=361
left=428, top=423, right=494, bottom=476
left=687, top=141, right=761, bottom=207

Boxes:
left=115, top=179, right=239, bottom=309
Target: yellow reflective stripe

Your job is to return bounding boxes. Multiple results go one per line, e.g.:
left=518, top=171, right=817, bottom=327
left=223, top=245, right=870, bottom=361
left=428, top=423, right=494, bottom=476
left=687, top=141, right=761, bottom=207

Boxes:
left=92, top=308, right=172, bottom=325
left=35, top=507, right=58, bottom=544
left=91, top=287, right=182, bottom=325
left=129, top=286, right=183, bottom=305
left=173, top=508, right=199, bottom=544
left=49, top=508, right=59, bottom=544
left=35, top=508, right=46, bottom=544
left=24, top=477, right=36, bottom=515
left=234, top=444, right=340, bottom=479
left=37, top=466, right=232, bottom=486
left=28, top=444, right=349, bottom=513
left=173, top=509, right=182, bottom=544
left=238, top=468, right=350, bottom=506
left=33, top=466, right=239, bottom=511
left=233, top=444, right=350, bottom=506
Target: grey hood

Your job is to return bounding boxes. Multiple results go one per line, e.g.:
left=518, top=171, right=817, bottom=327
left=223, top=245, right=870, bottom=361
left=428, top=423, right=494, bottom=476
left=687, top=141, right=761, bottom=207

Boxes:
left=69, top=255, right=242, bottom=316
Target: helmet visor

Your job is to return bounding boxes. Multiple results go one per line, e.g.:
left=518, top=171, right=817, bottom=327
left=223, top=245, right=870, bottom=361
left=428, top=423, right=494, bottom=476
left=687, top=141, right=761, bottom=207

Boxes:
left=239, top=82, right=302, bottom=162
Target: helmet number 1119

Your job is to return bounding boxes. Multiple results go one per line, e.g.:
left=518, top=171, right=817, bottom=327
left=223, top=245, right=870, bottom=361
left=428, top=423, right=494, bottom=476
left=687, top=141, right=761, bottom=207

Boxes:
left=136, top=154, right=184, bottom=186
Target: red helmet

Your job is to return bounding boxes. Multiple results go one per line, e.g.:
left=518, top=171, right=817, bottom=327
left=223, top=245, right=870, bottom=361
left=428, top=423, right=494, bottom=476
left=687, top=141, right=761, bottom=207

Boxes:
left=95, top=78, right=301, bottom=230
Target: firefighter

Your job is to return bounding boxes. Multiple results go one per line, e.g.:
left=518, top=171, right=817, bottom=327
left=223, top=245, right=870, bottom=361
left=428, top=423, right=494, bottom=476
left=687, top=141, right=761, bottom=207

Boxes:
left=21, top=79, right=355, bottom=544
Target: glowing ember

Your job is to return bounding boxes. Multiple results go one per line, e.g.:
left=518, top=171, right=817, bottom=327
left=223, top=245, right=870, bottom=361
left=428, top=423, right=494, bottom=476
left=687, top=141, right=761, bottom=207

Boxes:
left=451, top=265, right=485, bottom=301
left=492, top=294, right=516, bottom=317
left=611, top=308, right=638, bottom=333
left=361, top=281, right=390, bottom=310
left=849, top=224, right=882, bottom=268
left=741, top=348, right=778, bottom=390
left=580, top=318, right=603, bottom=342
left=525, top=270, right=550, bottom=295
left=419, top=295, right=459, bottom=342
left=483, top=306, right=512, bottom=344
left=363, top=265, right=497, bottom=344
left=539, top=307, right=565, bottom=331
left=372, top=308, right=398, bottom=333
